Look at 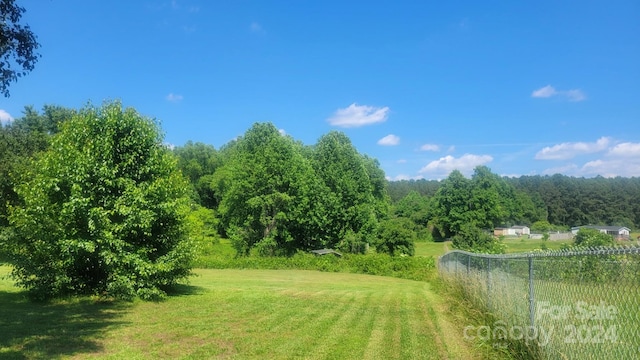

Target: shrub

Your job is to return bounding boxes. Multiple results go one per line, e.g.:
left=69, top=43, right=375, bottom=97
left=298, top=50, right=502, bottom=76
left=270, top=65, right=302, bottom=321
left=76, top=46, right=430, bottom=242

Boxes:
left=5, top=102, right=194, bottom=300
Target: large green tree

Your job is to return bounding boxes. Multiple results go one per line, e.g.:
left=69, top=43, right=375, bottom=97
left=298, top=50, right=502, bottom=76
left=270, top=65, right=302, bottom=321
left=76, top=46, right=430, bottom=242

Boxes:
left=431, top=166, right=544, bottom=240
left=311, top=131, right=384, bottom=252
left=214, top=123, right=327, bottom=255
left=3, top=102, right=193, bottom=300
left=431, top=170, right=473, bottom=238
left=1, top=0, right=40, bottom=97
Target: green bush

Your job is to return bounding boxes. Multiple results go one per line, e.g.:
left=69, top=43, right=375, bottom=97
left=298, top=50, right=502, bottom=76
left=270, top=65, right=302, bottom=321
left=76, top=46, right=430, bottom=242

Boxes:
left=4, top=102, right=194, bottom=301
left=194, top=251, right=436, bottom=282
left=451, top=225, right=505, bottom=254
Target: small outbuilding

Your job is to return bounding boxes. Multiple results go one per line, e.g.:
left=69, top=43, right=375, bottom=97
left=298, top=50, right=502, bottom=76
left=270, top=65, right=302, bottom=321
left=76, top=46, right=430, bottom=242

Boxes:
left=310, top=248, right=343, bottom=257
left=571, top=226, right=631, bottom=240
left=494, top=226, right=530, bottom=237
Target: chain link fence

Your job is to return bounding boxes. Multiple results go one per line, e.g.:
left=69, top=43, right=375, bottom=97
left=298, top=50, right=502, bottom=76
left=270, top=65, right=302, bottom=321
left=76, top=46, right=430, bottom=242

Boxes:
left=439, top=246, right=640, bottom=359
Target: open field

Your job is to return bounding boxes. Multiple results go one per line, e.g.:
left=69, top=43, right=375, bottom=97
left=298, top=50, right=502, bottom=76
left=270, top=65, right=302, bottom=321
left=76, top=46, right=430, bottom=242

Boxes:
left=0, top=266, right=481, bottom=359
left=414, top=238, right=574, bottom=258
left=501, top=237, right=572, bottom=253
left=415, top=241, right=451, bottom=258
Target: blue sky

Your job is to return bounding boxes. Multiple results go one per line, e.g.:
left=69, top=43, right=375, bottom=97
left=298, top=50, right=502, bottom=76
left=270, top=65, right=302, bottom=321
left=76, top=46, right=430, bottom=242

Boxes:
left=1, top=0, right=639, bottom=180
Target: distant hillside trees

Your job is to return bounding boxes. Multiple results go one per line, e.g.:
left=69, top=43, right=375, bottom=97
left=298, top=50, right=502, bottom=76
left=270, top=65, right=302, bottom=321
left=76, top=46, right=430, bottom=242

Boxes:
left=507, top=175, right=640, bottom=229
left=0, top=105, right=75, bottom=226
left=173, top=141, right=220, bottom=208
left=3, top=102, right=193, bottom=300
left=389, top=173, right=640, bottom=230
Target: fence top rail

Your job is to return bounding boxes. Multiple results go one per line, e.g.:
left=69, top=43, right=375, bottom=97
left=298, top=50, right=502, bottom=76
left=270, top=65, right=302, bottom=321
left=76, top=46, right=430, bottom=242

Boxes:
left=439, top=244, right=640, bottom=260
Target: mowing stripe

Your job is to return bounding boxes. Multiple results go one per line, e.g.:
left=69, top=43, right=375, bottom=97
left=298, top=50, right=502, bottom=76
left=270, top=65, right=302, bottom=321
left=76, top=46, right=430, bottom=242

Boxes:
left=362, top=290, right=399, bottom=360
left=307, top=294, right=372, bottom=359
left=279, top=292, right=358, bottom=358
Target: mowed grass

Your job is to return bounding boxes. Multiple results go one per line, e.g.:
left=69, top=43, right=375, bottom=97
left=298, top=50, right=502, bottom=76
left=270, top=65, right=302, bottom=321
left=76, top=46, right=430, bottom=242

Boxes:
left=415, top=241, right=451, bottom=258
left=502, top=237, right=572, bottom=253
left=0, top=266, right=479, bottom=360
left=414, top=238, right=573, bottom=257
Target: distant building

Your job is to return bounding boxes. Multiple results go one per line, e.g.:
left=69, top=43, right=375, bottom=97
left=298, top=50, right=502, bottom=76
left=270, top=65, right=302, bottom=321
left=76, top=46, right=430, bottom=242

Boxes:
left=570, top=226, right=631, bottom=240
left=310, top=248, right=343, bottom=257
left=494, top=225, right=531, bottom=237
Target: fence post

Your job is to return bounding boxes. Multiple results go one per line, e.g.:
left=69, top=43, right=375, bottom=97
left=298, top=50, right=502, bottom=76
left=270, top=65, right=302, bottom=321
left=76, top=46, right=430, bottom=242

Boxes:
left=467, top=254, right=471, bottom=274
left=528, top=256, right=535, bottom=328
left=487, top=258, right=492, bottom=310
left=454, top=252, right=458, bottom=277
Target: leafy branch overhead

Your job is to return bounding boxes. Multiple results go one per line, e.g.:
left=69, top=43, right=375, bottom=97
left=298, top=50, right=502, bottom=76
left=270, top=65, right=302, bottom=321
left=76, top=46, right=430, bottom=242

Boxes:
left=0, top=0, right=41, bottom=97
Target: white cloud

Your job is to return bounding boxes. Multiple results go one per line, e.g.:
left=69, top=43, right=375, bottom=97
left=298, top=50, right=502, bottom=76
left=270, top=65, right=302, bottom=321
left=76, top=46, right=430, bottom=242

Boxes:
left=278, top=128, right=286, bottom=136
left=447, top=145, right=456, bottom=153
left=542, top=164, right=580, bottom=176
left=608, top=142, right=640, bottom=157
left=531, top=85, right=586, bottom=102
left=419, top=143, right=440, bottom=151
left=327, top=103, right=390, bottom=128
left=377, top=134, right=400, bottom=146
left=397, top=159, right=407, bottom=164
left=535, top=137, right=610, bottom=160
left=419, top=153, right=493, bottom=175
left=565, top=89, right=586, bottom=102
left=580, top=159, right=640, bottom=178
left=0, top=109, right=13, bottom=125
left=386, top=174, right=424, bottom=181
left=532, top=85, right=557, bottom=98
left=541, top=140, right=640, bottom=177
left=166, top=93, right=184, bottom=102
left=544, top=160, right=640, bottom=178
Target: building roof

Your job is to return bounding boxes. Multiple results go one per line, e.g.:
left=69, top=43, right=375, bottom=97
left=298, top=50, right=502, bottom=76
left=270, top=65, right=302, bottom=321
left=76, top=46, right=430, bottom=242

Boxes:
left=571, top=225, right=630, bottom=232
left=310, top=249, right=343, bottom=257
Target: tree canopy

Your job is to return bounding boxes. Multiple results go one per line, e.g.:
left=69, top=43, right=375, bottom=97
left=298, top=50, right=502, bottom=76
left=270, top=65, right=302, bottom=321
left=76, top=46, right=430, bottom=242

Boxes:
left=0, top=105, right=75, bottom=226
left=3, top=102, right=193, bottom=300
left=213, top=123, right=327, bottom=255
left=0, top=0, right=40, bottom=97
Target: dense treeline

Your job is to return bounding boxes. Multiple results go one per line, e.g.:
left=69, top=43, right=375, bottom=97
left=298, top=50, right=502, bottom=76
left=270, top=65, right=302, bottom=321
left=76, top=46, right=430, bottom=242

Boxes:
left=506, top=175, right=640, bottom=229
left=178, top=124, right=391, bottom=256
left=1, top=104, right=638, bottom=268
left=388, top=175, right=640, bottom=229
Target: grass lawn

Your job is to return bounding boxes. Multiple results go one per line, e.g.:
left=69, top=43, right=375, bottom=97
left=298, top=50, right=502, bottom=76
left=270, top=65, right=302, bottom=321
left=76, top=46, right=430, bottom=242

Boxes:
left=501, top=237, right=572, bottom=253
left=415, top=238, right=574, bottom=257
left=414, top=241, right=451, bottom=258
left=0, top=266, right=481, bottom=360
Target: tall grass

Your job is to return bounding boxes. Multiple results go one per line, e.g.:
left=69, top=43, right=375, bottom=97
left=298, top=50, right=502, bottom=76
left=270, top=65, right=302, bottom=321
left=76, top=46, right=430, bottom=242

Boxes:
left=439, top=251, right=640, bottom=360
left=195, top=250, right=436, bottom=282
left=192, top=237, right=437, bottom=282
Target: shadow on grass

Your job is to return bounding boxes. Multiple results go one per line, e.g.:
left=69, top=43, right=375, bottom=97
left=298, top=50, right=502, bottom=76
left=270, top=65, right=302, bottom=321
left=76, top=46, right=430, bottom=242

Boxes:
left=165, top=283, right=206, bottom=297
left=0, top=291, right=129, bottom=360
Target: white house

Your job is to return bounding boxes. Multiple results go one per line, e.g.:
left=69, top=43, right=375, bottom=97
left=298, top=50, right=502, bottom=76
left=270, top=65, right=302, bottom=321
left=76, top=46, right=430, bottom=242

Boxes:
left=570, top=226, right=631, bottom=240
left=494, top=225, right=531, bottom=237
